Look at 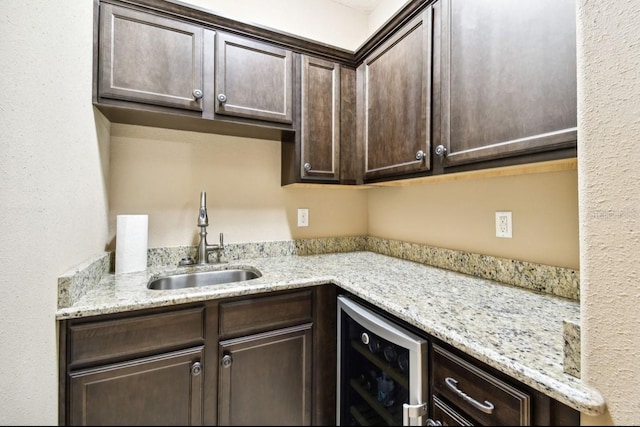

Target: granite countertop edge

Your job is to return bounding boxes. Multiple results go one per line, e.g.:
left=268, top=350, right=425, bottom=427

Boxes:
left=55, top=251, right=605, bottom=416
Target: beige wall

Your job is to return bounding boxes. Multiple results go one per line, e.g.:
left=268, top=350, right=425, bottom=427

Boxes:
left=110, top=119, right=580, bottom=270
left=109, top=124, right=368, bottom=248
left=0, top=1, right=110, bottom=424
left=368, top=169, right=580, bottom=269
left=577, top=0, right=640, bottom=424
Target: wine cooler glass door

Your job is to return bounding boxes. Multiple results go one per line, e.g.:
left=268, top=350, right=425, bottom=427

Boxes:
left=337, top=296, right=428, bottom=426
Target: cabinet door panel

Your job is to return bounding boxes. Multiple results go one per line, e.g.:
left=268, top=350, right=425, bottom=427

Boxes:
left=362, top=9, right=432, bottom=181
left=218, top=324, right=312, bottom=426
left=215, top=32, right=293, bottom=123
left=69, top=347, right=204, bottom=426
left=301, top=56, right=341, bottom=181
left=437, top=0, right=577, bottom=166
left=99, top=4, right=205, bottom=111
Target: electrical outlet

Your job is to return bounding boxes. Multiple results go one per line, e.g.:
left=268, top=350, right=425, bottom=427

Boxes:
left=495, top=211, right=512, bottom=238
left=297, top=208, right=309, bottom=227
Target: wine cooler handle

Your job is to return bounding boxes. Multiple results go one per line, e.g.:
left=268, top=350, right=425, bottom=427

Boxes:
left=402, top=402, right=427, bottom=426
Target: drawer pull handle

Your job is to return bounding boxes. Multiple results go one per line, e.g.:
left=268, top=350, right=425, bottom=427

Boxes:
left=445, top=377, right=495, bottom=414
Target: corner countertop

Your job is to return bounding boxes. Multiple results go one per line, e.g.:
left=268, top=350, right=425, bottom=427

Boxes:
left=55, top=251, right=605, bottom=416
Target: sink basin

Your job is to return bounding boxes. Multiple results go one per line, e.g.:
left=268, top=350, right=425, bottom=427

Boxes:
left=147, top=268, right=261, bottom=290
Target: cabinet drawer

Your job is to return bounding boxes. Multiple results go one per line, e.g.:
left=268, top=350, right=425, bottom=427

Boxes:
left=431, top=344, right=531, bottom=426
left=432, top=395, right=473, bottom=426
left=68, top=307, right=205, bottom=367
left=219, top=290, right=313, bottom=338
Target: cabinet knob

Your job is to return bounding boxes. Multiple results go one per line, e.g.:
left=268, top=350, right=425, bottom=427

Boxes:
left=415, top=150, right=427, bottom=161
left=217, top=93, right=227, bottom=103
left=191, top=361, right=202, bottom=376
left=435, top=145, right=447, bottom=157
left=193, top=89, right=203, bottom=99
left=303, top=162, right=312, bottom=172
left=221, top=354, right=232, bottom=368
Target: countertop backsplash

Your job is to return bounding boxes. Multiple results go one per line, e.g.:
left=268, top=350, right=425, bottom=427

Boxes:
left=62, top=235, right=579, bottom=310
left=150, top=235, right=580, bottom=301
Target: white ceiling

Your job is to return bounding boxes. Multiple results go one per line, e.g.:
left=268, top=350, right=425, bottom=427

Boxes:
left=332, top=0, right=384, bottom=12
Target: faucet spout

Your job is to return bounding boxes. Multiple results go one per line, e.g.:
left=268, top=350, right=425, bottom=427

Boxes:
left=194, top=191, right=225, bottom=265
left=198, top=191, right=208, bottom=227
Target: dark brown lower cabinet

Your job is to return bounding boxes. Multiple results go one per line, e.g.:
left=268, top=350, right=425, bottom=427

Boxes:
left=60, top=286, right=580, bottom=427
left=60, top=304, right=210, bottom=426
left=218, top=324, right=312, bottom=425
left=429, top=341, right=580, bottom=426
left=216, top=285, right=335, bottom=427
left=59, top=286, right=337, bottom=426
left=68, top=347, right=204, bottom=426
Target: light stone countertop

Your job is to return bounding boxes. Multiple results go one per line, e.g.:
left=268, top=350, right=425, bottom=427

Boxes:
left=55, top=251, right=605, bottom=416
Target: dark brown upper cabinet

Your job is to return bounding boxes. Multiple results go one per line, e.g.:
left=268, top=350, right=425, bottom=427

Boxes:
left=358, top=7, right=433, bottom=182
left=299, top=55, right=341, bottom=182
left=93, top=0, right=579, bottom=186
left=432, top=0, right=577, bottom=171
left=215, top=32, right=293, bottom=124
left=98, top=3, right=212, bottom=113
left=282, top=55, right=348, bottom=185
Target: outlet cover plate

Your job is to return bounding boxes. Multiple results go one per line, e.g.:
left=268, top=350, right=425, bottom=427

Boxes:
left=495, top=211, right=512, bottom=238
left=297, top=208, right=309, bottom=227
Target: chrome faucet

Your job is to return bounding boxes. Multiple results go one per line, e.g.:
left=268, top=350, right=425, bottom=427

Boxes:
left=195, top=191, right=224, bottom=265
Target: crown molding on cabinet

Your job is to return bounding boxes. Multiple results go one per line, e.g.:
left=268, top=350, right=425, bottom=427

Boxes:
left=101, top=0, right=431, bottom=67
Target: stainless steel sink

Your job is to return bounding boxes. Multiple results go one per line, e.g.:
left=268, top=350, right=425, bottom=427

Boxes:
left=147, top=268, right=261, bottom=290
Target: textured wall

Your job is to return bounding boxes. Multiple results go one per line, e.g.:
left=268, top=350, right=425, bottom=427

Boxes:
left=577, top=0, right=640, bottom=424
left=0, top=0, right=110, bottom=424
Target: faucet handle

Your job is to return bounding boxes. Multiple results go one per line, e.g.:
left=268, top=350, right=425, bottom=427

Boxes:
left=218, top=232, right=224, bottom=249
left=178, top=256, right=195, bottom=267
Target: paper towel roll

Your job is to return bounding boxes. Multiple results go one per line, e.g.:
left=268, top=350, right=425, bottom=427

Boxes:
left=116, top=214, right=148, bottom=274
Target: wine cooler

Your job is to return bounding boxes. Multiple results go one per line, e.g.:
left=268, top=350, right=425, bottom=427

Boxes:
left=337, top=295, right=428, bottom=426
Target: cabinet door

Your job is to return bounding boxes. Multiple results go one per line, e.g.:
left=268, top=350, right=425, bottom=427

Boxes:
left=300, top=55, right=341, bottom=182
left=360, top=8, right=432, bottom=182
left=99, top=4, right=207, bottom=111
left=218, top=324, right=312, bottom=425
left=434, top=0, right=577, bottom=167
left=215, top=32, right=293, bottom=124
left=68, top=347, right=204, bottom=426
